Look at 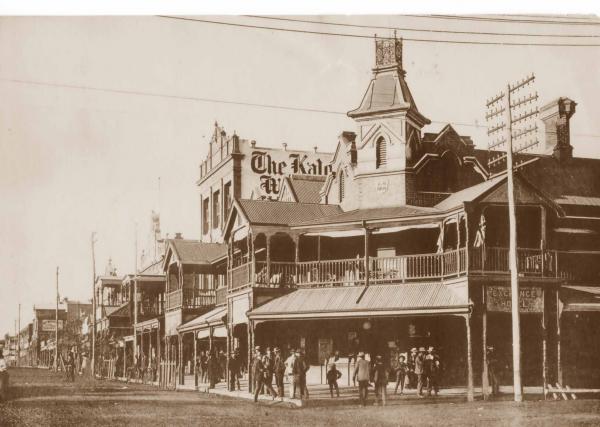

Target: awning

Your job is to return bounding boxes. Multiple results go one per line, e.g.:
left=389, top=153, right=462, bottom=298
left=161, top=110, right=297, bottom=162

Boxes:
left=304, top=230, right=364, bottom=238
left=561, top=286, right=600, bottom=312
left=178, top=305, right=227, bottom=333
left=248, top=282, right=469, bottom=321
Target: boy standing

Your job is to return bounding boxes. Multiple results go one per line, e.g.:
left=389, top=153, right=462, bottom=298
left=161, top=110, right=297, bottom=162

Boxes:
left=327, top=363, right=342, bottom=398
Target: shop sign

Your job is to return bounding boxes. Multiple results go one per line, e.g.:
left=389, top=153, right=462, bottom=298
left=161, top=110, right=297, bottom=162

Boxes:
left=41, top=320, right=64, bottom=332
left=486, top=286, right=543, bottom=313
left=247, top=149, right=332, bottom=200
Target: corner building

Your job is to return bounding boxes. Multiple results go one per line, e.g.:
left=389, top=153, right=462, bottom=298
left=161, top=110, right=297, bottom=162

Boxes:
left=219, top=36, right=600, bottom=397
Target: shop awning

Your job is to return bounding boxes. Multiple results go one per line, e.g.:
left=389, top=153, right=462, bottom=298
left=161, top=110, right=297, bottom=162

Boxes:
left=178, top=305, right=227, bottom=333
left=248, top=282, right=469, bottom=321
left=561, top=286, right=600, bottom=312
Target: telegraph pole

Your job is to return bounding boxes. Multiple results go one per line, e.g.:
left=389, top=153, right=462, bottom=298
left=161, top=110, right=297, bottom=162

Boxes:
left=91, top=232, right=97, bottom=377
left=55, top=266, right=59, bottom=372
left=486, top=75, right=539, bottom=402
left=17, top=303, right=21, bottom=368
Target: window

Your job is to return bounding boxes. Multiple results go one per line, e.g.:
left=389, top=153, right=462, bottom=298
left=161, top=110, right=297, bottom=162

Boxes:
left=338, top=171, right=345, bottom=202
left=212, top=190, right=220, bottom=229
left=376, top=137, right=387, bottom=168
left=202, top=198, right=210, bottom=235
left=223, top=182, right=232, bottom=218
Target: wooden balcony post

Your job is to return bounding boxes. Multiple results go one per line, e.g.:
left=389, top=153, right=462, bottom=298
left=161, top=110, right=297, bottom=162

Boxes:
left=540, top=206, right=547, bottom=276
left=456, top=213, right=461, bottom=277
left=294, top=233, right=300, bottom=284
left=363, top=221, right=370, bottom=286
left=194, top=332, right=198, bottom=387
left=465, top=313, right=474, bottom=402
left=266, top=234, right=271, bottom=287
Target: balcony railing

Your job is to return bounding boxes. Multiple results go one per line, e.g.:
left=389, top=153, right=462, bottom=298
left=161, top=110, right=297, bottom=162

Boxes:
left=137, top=301, right=164, bottom=318
left=165, top=288, right=216, bottom=310
left=215, top=287, right=227, bottom=306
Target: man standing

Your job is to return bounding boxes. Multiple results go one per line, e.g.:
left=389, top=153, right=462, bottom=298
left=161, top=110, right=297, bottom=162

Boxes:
left=415, top=347, right=426, bottom=397
left=273, top=347, right=286, bottom=400
left=373, top=355, right=388, bottom=406
left=285, top=348, right=296, bottom=398
left=486, top=346, right=499, bottom=396
left=262, top=347, right=277, bottom=397
left=407, top=347, right=417, bottom=389
left=0, top=349, right=7, bottom=401
left=252, top=346, right=276, bottom=402
left=425, top=346, right=440, bottom=397
left=228, top=351, right=240, bottom=391
left=353, top=351, right=370, bottom=406
left=292, top=349, right=309, bottom=400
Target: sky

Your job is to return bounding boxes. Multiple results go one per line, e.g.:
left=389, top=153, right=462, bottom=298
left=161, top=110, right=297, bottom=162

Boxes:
left=1, top=15, right=599, bottom=335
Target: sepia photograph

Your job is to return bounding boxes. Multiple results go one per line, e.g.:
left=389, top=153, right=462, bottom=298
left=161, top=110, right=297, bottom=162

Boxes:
left=1, top=3, right=600, bottom=425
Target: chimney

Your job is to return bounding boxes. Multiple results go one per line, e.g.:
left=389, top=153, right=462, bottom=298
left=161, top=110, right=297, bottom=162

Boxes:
left=174, top=232, right=183, bottom=239
left=540, top=97, right=576, bottom=162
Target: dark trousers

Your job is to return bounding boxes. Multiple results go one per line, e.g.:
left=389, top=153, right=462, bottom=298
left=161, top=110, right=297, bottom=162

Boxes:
left=254, top=375, right=276, bottom=401
left=358, top=380, right=369, bottom=405
left=275, top=373, right=285, bottom=398
left=229, top=371, right=240, bottom=391
left=293, top=375, right=308, bottom=399
left=394, top=371, right=405, bottom=393
left=329, top=381, right=339, bottom=397
left=488, top=368, right=499, bottom=395
left=417, top=373, right=425, bottom=395
left=427, top=373, right=439, bottom=395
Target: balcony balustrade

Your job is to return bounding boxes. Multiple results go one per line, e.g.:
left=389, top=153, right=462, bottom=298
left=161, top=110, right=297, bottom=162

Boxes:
left=165, top=288, right=216, bottom=311
left=227, top=246, right=600, bottom=291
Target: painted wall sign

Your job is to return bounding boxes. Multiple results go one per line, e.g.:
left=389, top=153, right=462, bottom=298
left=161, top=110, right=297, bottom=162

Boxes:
left=246, top=149, right=332, bottom=200
left=486, top=285, right=544, bottom=313
left=41, top=320, right=64, bottom=332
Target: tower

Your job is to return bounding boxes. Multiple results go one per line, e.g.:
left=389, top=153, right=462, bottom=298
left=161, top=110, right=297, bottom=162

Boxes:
left=347, top=36, right=430, bottom=207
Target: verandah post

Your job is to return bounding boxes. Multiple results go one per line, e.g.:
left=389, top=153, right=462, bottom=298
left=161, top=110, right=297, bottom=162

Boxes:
left=465, top=313, right=474, bottom=402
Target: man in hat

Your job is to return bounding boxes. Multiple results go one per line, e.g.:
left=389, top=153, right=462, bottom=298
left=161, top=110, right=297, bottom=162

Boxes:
left=228, top=351, right=240, bottom=391
left=252, top=346, right=276, bottom=402
left=425, top=346, right=440, bottom=397
left=285, top=348, right=296, bottom=398
left=373, top=355, right=389, bottom=406
left=353, top=351, right=371, bottom=406
left=292, top=348, right=309, bottom=400
left=273, top=347, right=286, bottom=400
left=414, top=347, right=426, bottom=397
left=486, top=346, right=499, bottom=396
left=407, top=347, right=417, bottom=389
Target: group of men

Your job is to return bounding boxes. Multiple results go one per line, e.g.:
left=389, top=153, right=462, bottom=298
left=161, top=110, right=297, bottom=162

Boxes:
left=405, top=346, right=441, bottom=397
left=251, top=346, right=309, bottom=403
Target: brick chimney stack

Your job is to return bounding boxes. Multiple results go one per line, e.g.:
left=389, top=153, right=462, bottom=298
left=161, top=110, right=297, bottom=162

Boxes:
left=540, top=97, right=576, bottom=162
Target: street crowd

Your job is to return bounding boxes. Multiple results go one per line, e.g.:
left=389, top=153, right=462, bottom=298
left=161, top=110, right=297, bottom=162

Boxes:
left=243, top=345, right=443, bottom=406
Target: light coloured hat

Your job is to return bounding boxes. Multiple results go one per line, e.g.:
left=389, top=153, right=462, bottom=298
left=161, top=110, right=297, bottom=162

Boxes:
left=358, top=351, right=365, bottom=357
left=411, top=347, right=417, bottom=352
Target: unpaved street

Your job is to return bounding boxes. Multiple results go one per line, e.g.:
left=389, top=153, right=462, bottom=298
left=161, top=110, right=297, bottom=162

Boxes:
left=1, top=368, right=600, bottom=426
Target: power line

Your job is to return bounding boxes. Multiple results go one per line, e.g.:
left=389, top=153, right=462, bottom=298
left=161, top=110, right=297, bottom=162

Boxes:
left=403, top=14, right=600, bottom=26
left=3, top=77, right=600, bottom=139
left=156, top=15, right=600, bottom=47
left=246, top=15, right=600, bottom=39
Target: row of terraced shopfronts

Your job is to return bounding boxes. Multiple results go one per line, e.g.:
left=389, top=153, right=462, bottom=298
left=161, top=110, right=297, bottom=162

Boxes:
left=92, top=36, right=600, bottom=397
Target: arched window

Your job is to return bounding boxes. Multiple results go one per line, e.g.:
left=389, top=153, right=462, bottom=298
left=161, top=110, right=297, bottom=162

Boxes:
left=376, top=137, right=387, bottom=168
left=338, top=171, right=345, bottom=202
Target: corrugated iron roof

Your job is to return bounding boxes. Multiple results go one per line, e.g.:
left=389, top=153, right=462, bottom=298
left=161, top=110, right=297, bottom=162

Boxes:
left=178, top=305, right=227, bottom=333
left=249, top=283, right=468, bottom=319
left=288, top=175, right=326, bottom=204
left=293, top=205, right=440, bottom=227
left=434, top=175, right=505, bottom=211
left=238, top=199, right=342, bottom=226
left=555, top=195, right=600, bottom=207
left=169, top=239, right=227, bottom=265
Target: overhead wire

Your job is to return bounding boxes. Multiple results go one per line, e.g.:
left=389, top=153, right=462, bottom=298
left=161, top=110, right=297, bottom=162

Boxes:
left=245, top=15, right=600, bottom=38
left=3, top=77, right=600, bottom=139
left=402, top=14, right=600, bottom=26
left=156, top=15, right=600, bottom=47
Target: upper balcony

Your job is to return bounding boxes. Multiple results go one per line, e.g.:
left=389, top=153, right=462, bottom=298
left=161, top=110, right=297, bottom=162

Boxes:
left=165, top=288, right=216, bottom=311
left=228, top=246, right=600, bottom=291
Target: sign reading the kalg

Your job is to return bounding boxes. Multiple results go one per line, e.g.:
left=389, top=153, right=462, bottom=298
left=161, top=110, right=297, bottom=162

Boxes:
left=486, top=285, right=543, bottom=313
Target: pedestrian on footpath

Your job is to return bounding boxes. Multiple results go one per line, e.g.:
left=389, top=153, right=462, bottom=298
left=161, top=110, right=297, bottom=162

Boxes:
left=353, top=351, right=370, bottom=406
left=373, top=355, right=388, bottom=406
left=394, top=354, right=407, bottom=394
left=273, top=347, right=286, bottom=400
left=285, top=348, right=296, bottom=398
left=327, top=363, right=342, bottom=398
left=425, top=346, right=440, bottom=397
left=407, top=347, right=417, bottom=389
left=207, top=352, right=219, bottom=389
left=252, top=346, right=276, bottom=402
left=415, top=347, right=426, bottom=397
left=292, top=349, right=310, bottom=400
left=0, top=349, right=8, bottom=401
left=228, top=351, right=240, bottom=391
left=486, top=346, right=500, bottom=396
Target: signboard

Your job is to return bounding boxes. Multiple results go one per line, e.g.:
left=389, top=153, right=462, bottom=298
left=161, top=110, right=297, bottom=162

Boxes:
left=318, top=338, right=333, bottom=364
left=41, top=320, right=64, bottom=332
left=245, top=149, right=332, bottom=200
left=486, top=286, right=544, bottom=313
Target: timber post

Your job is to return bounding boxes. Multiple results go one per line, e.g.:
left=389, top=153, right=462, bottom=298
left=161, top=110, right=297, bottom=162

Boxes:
left=465, top=312, right=474, bottom=402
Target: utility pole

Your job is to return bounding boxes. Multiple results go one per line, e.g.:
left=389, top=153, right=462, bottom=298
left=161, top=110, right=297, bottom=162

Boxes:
left=17, top=303, right=21, bottom=368
left=91, top=232, right=97, bottom=377
left=486, top=75, right=539, bottom=403
left=55, top=266, right=59, bottom=372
